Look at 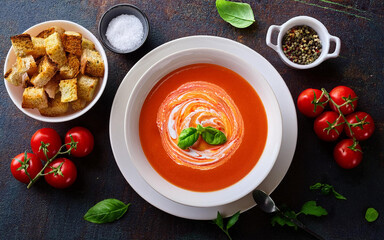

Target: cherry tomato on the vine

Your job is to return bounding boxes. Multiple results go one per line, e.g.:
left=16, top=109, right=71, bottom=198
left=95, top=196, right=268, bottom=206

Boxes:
left=329, top=86, right=358, bottom=115
left=333, top=139, right=362, bottom=169
left=344, top=112, right=375, bottom=141
left=65, top=127, right=94, bottom=157
left=314, top=111, right=344, bottom=141
left=44, top=158, right=77, bottom=188
left=10, top=152, right=43, bottom=184
left=297, top=88, right=328, bottom=118
left=31, top=128, right=62, bottom=161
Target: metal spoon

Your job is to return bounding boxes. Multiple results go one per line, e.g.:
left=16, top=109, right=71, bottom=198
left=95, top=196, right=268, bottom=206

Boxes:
left=252, top=189, right=325, bottom=240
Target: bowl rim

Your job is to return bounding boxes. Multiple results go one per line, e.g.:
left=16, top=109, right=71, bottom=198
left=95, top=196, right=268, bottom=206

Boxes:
left=3, top=20, right=109, bottom=123
left=124, top=47, right=283, bottom=207
left=98, top=3, right=150, bottom=54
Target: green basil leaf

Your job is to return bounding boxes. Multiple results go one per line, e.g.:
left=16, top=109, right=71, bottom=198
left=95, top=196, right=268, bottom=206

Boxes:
left=216, top=0, right=255, bottom=28
left=332, top=188, right=347, bottom=200
left=84, top=199, right=130, bottom=224
left=201, top=126, right=227, bottom=145
left=177, top=127, right=199, bottom=149
left=196, top=124, right=205, bottom=134
left=300, top=201, right=328, bottom=217
left=226, top=211, right=240, bottom=230
left=214, top=211, right=224, bottom=229
left=309, top=183, right=323, bottom=190
left=321, top=184, right=332, bottom=195
left=365, top=208, right=379, bottom=222
left=271, top=210, right=297, bottom=229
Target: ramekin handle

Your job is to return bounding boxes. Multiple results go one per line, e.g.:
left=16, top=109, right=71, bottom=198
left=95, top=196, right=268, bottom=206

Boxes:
left=266, top=25, right=281, bottom=52
left=325, top=35, right=341, bottom=59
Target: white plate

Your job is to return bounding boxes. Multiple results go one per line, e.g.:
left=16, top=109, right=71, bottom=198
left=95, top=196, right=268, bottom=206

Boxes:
left=109, top=36, right=297, bottom=220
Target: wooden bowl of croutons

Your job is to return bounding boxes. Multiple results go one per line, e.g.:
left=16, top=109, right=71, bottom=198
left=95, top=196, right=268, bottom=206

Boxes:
left=4, top=20, right=108, bottom=122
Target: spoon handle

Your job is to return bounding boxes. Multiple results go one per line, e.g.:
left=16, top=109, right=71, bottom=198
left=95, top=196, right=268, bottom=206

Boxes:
left=281, top=212, right=325, bottom=240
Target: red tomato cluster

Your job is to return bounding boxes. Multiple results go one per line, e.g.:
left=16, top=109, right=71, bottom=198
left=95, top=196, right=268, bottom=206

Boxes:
left=297, top=86, right=375, bottom=169
left=10, top=127, right=94, bottom=188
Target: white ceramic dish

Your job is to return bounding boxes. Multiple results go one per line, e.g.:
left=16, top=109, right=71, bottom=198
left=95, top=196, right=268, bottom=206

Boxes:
left=124, top=48, right=282, bottom=207
left=110, top=36, right=298, bottom=219
left=3, top=20, right=108, bottom=122
left=266, top=16, right=341, bottom=69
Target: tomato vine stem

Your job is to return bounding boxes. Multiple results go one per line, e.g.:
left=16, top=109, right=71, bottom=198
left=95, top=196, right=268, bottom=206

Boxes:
left=26, top=136, right=77, bottom=189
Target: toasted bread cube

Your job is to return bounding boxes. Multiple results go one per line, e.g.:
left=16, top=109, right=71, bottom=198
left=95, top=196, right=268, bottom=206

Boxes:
left=71, top=98, right=87, bottom=111
left=10, top=34, right=34, bottom=57
left=80, top=49, right=104, bottom=77
left=45, top=32, right=67, bottom=68
left=4, top=66, right=22, bottom=86
left=31, top=37, right=46, bottom=58
left=62, top=31, right=82, bottom=57
left=39, top=93, right=69, bottom=116
left=5, top=55, right=37, bottom=86
left=59, top=78, right=78, bottom=102
left=60, top=54, right=80, bottom=79
left=22, top=87, right=48, bottom=109
left=21, top=72, right=32, bottom=88
left=81, top=38, right=95, bottom=50
left=30, top=56, right=57, bottom=87
left=77, top=74, right=99, bottom=102
left=36, top=26, right=65, bottom=38
left=17, top=55, right=37, bottom=76
left=44, top=73, right=61, bottom=98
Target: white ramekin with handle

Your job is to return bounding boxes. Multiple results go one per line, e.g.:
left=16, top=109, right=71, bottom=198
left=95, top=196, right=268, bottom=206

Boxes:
left=266, top=16, right=341, bottom=69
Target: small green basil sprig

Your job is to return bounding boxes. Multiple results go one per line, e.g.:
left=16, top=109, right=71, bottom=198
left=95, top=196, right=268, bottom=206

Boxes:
left=310, top=183, right=347, bottom=200
left=213, top=211, right=240, bottom=240
left=177, top=124, right=227, bottom=149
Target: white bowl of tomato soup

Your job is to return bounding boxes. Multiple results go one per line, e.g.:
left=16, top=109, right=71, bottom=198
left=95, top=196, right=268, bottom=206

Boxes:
left=124, top=48, right=282, bottom=207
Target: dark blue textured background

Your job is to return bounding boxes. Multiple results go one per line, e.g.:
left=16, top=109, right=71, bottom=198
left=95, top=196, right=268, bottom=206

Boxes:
left=0, top=0, right=383, bottom=239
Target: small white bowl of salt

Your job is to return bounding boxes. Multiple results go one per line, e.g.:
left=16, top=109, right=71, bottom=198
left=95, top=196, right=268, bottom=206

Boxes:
left=99, top=4, right=149, bottom=54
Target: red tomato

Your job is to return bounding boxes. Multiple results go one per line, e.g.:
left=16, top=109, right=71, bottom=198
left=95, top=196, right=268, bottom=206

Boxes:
left=334, top=139, right=362, bottom=169
left=329, top=86, right=358, bottom=115
left=31, top=128, right=62, bottom=161
left=297, top=88, right=328, bottom=117
left=65, top=127, right=94, bottom=157
left=344, top=112, right=375, bottom=141
left=10, top=152, right=43, bottom=184
left=314, top=111, right=344, bottom=141
left=44, top=158, right=77, bottom=188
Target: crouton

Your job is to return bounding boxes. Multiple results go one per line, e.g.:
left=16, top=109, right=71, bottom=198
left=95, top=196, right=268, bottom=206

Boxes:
left=30, top=55, right=57, bottom=87
left=80, top=49, right=104, bottom=77
left=31, top=37, right=46, bottom=58
left=5, top=56, right=37, bottom=86
left=59, top=78, right=77, bottom=102
left=82, top=38, right=95, bottom=50
left=36, top=26, right=65, bottom=38
left=71, top=98, right=87, bottom=111
left=77, top=74, right=99, bottom=102
left=22, top=87, right=48, bottom=109
left=44, top=73, right=61, bottom=98
left=39, top=93, right=69, bottom=116
left=62, top=31, right=82, bottom=57
left=44, top=32, right=67, bottom=68
left=17, top=55, right=37, bottom=76
left=10, top=34, right=34, bottom=57
left=21, top=72, right=32, bottom=88
left=59, top=53, right=80, bottom=79
left=4, top=66, right=22, bottom=86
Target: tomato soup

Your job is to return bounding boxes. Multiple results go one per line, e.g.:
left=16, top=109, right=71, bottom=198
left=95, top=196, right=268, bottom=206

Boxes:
left=139, top=63, right=267, bottom=192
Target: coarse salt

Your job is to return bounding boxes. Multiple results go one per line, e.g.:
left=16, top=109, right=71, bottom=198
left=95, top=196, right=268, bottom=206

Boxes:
left=105, top=14, right=144, bottom=52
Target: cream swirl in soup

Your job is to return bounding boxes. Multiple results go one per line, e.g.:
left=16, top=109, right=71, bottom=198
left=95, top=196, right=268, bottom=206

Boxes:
left=156, top=81, right=244, bottom=170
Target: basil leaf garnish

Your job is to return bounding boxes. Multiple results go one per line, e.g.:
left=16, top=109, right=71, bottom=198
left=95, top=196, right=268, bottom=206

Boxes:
left=177, top=127, right=199, bottom=149
left=84, top=199, right=130, bottom=224
left=216, top=0, right=255, bottom=28
left=201, top=126, right=227, bottom=145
